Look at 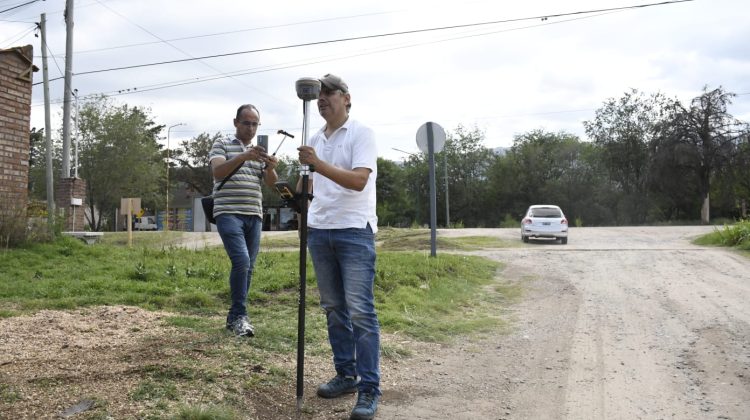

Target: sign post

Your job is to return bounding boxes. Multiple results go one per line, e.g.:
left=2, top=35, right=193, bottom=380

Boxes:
left=120, top=198, right=141, bottom=247
left=416, top=122, right=446, bottom=257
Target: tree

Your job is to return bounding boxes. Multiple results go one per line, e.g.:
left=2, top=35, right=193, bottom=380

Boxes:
left=77, top=96, right=165, bottom=231
left=729, top=134, right=750, bottom=218
left=583, top=89, right=673, bottom=224
left=172, top=132, right=223, bottom=197
left=401, top=154, right=428, bottom=227
left=27, top=127, right=52, bottom=200
left=376, top=157, right=412, bottom=226
left=654, top=86, right=749, bottom=223
left=493, top=129, right=606, bottom=226
left=441, top=125, right=495, bottom=227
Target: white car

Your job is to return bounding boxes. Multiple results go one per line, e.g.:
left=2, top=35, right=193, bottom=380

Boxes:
left=134, top=216, right=158, bottom=231
left=521, top=205, right=568, bottom=244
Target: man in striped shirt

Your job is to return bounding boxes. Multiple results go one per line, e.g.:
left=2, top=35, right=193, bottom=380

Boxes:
left=209, top=104, right=278, bottom=337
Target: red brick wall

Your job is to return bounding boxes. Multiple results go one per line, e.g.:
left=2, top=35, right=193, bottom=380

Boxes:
left=55, top=177, right=88, bottom=231
left=0, top=45, right=34, bottom=219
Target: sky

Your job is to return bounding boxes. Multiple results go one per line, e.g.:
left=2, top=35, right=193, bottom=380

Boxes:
left=2, top=0, right=749, bottom=162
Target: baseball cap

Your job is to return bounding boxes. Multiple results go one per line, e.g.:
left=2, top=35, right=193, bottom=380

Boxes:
left=319, top=73, right=349, bottom=93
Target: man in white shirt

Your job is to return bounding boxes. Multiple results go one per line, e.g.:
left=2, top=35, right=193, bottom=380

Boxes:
left=298, top=74, right=380, bottom=420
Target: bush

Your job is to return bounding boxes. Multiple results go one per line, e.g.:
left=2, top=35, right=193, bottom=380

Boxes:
left=499, top=213, right=519, bottom=228
left=0, top=205, right=28, bottom=248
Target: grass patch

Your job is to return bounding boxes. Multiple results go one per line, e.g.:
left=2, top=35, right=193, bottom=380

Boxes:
left=130, top=379, right=179, bottom=401
left=694, top=219, right=750, bottom=251
left=444, top=236, right=517, bottom=249
left=260, top=232, right=301, bottom=248
left=377, top=228, right=515, bottom=251
left=172, top=404, right=240, bottom=420
left=0, top=383, right=21, bottom=403
left=0, top=229, right=516, bottom=418
left=376, top=252, right=509, bottom=341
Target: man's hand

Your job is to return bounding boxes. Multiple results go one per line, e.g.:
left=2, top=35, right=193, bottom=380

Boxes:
left=263, top=153, right=279, bottom=171
left=242, top=145, right=269, bottom=162
left=298, top=145, right=319, bottom=167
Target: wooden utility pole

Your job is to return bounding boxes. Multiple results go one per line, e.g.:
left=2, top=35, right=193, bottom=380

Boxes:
left=40, top=13, right=55, bottom=231
left=61, top=0, right=75, bottom=177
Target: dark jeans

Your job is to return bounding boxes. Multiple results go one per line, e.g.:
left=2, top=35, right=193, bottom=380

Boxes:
left=216, top=214, right=261, bottom=323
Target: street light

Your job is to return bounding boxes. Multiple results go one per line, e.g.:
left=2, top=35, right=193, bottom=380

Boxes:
left=166, top=123, right=185, bottom=231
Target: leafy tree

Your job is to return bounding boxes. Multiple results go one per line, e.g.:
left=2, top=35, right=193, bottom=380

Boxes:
left=27, top=127, right=50, bottom=200
left=400, top=154, right=428, bottom=226
left=493, top=130, right=606, bottom=226
left=653, top=86, right=749, bottom=223
left=583, top=89, right=673, bottom=224
left=376, top=157, right=412, bottom=226
left=172, top=132, right=222, bottom=197
left=77, top=96, right=165, bottom=231
left=441, top=125, right=495, bottom=227
left=729, top=135, right=750, bottom=218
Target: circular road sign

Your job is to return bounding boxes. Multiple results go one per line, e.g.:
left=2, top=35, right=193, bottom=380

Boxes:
left=416, top=122, right=446, bottom=154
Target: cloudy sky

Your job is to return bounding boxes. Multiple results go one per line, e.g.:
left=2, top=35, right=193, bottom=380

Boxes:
left=2, top=0, right=749, bottom=162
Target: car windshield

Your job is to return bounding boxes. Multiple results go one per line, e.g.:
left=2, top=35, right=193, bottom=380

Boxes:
left=530, top=208, right=562, bottom=218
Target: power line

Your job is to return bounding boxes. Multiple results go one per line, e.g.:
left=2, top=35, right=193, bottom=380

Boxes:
left=0, top=0, right=43, bottom=15
left=34, top=0, right=695, bottom=85
left=53, top=9, right=399, bottom=57
left=0, top=22, right=35, bottom=46
left=31, top=9, right=622, bottom=105
left=90, top=0, right=295, bottom=108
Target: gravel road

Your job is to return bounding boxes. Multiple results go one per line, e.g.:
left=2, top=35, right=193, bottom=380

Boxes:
left=377, top=226, right=750, bottom=420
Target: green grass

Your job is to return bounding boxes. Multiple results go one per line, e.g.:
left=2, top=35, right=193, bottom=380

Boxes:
left=171, top=404, right=240, bottom=420
left=694, top=219, right=750, bottom=251
left=376, top=227, right=517, bottom=251
left=0, top=229, right=517, bottom=418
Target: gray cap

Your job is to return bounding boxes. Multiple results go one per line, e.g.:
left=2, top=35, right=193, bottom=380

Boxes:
left=319, top=73, right=349, bottom=93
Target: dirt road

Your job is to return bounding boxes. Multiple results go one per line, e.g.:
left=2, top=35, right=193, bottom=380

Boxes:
left=378, top=226, right=750, bottom=420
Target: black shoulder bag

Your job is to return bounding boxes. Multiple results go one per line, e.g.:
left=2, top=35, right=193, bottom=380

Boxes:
left=202, top=163, right=244, bottom=225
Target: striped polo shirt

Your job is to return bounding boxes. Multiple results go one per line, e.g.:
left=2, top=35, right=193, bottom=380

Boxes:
left=208, top=136, right=264, bottom=219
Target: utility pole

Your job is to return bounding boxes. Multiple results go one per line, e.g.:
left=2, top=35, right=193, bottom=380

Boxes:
left=444, top=152, right=450, bottom=228
left=40, top=13, right=55, bottom=231
left=73, top=89, right=79, bottom=178
left=165, top=123, right=185, bottom=232
left=61, top=0, right=75, bottom=177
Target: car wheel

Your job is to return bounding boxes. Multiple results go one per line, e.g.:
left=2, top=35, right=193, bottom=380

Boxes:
left=560, top=237, right=568, bottom=245
left=522, top=234, right=529, bottom=243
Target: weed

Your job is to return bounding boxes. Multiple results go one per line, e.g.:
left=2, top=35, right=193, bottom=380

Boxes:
left=0, top=383, right=21, bottom=403
left=130, top=379, right=178, bottom=401
left=170, top=404, right=239, bottom=420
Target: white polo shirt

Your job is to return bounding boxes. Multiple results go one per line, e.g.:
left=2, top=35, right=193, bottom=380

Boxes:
left=307, top=118, right=378, bottom=233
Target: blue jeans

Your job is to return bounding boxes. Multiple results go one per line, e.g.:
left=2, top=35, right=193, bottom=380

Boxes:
left=216, top=214, right=261, bottom=324
left=308, top=225, right=380, bottom=394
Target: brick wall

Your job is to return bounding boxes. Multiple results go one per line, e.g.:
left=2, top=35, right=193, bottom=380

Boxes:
left=0, top=45, right=35, bottom=220
left=55, top=177, right=88, bottom=231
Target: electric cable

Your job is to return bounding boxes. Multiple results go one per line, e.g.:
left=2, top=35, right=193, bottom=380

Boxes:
left=90, top=0, right=295, bottom=108
left=0, top=22, right=35, bottom=46
left=0, top=0, right=42, bottom=15
left=33, top=0, right=695, bottom=85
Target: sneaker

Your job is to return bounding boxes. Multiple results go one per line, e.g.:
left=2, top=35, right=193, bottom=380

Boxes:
left=230, top=316, right=255, bottom=337
left=317, top=374, right=359, bottom=398
left=350, top=390, right=379, bottom=420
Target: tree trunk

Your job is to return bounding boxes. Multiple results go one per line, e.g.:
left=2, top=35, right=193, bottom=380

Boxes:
left=701, top=193, right=710, bottom=224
